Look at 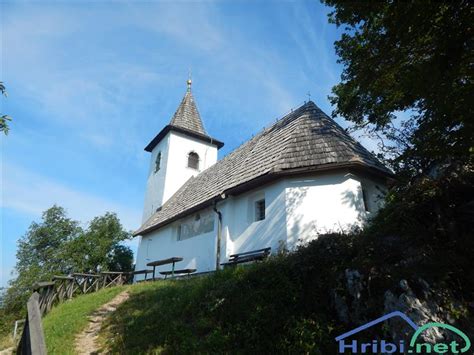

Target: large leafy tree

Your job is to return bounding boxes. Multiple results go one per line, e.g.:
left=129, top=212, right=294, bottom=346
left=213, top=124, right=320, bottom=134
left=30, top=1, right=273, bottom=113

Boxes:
left=66, top=212, right=133, bottom=273
left=4, top=206, right=81, bottom=313
left=3, top=206, right=133, bottom=314
left=322, top=1, right=473, bottom=176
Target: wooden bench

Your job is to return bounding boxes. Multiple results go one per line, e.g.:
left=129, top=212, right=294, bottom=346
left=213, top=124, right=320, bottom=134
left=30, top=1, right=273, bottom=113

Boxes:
left=159, top=268, right=197, bottom=279
left=147, top=257, right=183, bottom=280
left=221, top=247, right=271, bottom=267
left=132, top=269, right=154, bottom=282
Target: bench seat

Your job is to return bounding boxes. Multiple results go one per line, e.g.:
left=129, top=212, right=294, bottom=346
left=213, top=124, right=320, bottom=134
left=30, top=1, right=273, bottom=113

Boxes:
left=159, top=268, right=197, bottom=279
left=221, top=247, right=271, bottom=266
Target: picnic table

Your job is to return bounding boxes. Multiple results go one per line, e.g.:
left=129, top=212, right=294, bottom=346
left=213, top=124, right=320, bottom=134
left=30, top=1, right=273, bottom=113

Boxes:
left=147, top=257, right=183, bottom=280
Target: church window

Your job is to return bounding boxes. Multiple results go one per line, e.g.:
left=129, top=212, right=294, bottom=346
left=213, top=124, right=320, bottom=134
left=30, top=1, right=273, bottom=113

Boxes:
left=154, top=152, right=161, bottom=173
left=188, top=152, right=199, bottom=170
left=255, top=199, right=266, bottom=221
left=362, top=186, right=370, bottom=212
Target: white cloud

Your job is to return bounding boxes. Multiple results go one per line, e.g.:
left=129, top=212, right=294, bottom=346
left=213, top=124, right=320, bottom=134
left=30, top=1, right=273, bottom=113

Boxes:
left=1, top=160, right=142, bottom=287
left=129, top=2, right=224, bottom=52
left=2, top=1, right=302, bottom=152
left=2, top=162, right=141, bottom=231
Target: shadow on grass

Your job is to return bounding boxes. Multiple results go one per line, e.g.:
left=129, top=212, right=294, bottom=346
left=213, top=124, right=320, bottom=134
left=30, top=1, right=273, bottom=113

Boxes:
left=100, top=261, right=337, bottom=354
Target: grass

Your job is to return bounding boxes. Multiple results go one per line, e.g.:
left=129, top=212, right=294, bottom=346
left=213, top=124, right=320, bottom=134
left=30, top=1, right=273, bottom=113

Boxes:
left=42, top=285, right=126, bottom=354
left=35, top=229, right=473, bottom=354
left=0, top=333, right=14, bottom=351
left=0, top=308, right=19, bottom=351
left=98, top=252, right=341, bottom=354
left=97, top=231, right=474, bottom=354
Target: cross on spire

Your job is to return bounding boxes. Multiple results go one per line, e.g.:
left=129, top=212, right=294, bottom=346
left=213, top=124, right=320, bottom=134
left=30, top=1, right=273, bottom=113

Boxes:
left=306, top=91, right=311, bottom=101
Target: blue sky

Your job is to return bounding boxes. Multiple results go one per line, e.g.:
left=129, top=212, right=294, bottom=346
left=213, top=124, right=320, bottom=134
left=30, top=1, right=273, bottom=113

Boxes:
left=1, top=0, right=376, bottom=287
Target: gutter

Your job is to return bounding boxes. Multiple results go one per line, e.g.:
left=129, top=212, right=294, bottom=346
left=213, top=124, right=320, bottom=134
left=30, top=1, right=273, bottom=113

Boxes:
left=213, top=196, right=225, bottom=271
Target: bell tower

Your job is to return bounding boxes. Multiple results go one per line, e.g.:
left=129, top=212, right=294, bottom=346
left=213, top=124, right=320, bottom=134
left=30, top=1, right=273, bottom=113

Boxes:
left=142, top=80, right=224, bottom=222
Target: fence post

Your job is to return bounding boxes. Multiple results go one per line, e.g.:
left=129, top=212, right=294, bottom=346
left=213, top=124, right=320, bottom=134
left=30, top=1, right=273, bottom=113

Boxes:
left=17, top=291, right=47, bottom=355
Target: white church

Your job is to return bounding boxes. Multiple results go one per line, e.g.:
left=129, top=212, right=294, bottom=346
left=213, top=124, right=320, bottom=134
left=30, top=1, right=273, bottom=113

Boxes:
left=134, top=80, right=392, bottom=278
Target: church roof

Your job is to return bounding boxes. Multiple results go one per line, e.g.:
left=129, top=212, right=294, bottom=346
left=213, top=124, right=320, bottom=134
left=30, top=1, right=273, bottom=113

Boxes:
left=169, top=90, right=206, bottom=135
left=135, top=101, right=392, bottom=236
left=145, top=87, right=224, bottom=152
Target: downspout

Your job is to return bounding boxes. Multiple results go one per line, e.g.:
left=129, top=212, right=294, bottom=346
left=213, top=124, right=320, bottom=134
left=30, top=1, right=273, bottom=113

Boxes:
left=213, top=200, right=223, bottom=271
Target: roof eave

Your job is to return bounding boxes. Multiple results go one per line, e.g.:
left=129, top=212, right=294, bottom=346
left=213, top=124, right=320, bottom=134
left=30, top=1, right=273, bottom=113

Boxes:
left=144, top=125, right=224, bottom=152
left=133, top=194, right=225, bottom=236
left=274, top=161, right=395, bottom=180
left=133, top=161, right=393, bottom=237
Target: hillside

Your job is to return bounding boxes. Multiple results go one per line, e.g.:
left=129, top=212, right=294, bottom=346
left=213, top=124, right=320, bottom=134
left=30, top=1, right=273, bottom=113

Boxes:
left=90, top=230, right=473, bottom=354
left=42, top=286, right=126, bottom=354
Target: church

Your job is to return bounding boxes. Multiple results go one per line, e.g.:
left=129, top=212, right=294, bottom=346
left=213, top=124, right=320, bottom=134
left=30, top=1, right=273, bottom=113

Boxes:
left=133, top=80, right=392, bottom=279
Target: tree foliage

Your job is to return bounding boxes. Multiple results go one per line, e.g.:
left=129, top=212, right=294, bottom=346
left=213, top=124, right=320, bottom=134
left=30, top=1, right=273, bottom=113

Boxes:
left=322, top=1, right=473, bottom=176
left=65, top=212, right=132, bottom=273
left=2, top=206, right=133, bottom=314
left=0, top=82, right=12, bottom=135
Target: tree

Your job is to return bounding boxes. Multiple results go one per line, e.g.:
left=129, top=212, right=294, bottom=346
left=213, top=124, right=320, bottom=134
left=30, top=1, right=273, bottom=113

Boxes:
left=2, top=206, right=133, bottom=314
left=0, top=82, right=12, bottom=135
left=65, top=212, right=133, bottom=273
left=322, top=1, right=473, bottom=177
left=4, top=206, right=81, bottom=313
left=107, top=244, right=134, bottom=272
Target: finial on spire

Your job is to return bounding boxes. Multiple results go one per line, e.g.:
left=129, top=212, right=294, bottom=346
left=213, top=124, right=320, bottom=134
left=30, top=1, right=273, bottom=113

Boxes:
left=187, top=69, right=192, bottom=92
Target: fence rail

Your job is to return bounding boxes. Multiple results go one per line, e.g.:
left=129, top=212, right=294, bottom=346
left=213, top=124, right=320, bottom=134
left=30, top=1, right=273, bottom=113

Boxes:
left=16, top=271, right=132, bottom=354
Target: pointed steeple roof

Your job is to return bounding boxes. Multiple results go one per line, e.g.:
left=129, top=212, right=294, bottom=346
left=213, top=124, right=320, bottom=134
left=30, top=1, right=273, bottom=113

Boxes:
left=144, top=80, right=224, bottom=152
left=169, top=87, right=207, bottom=135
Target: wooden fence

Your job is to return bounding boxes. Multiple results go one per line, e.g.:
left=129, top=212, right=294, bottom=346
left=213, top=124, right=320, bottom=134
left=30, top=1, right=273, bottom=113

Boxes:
left=16, top=271, right=132, bottom=354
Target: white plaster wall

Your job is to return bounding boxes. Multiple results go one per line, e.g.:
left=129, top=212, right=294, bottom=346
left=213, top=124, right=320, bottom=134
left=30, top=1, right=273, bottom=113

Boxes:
left=136, top=171, right=387, bottom=277
left=142, top=135, right=170, bottom=222
left=163, top=131, right=218, bottom=206
left=136, top=181, right=288, bottom=278
left=219, top=180, right=288, bottom=260
left=285, top=172, right=374, bottom=249
left=359, top=176, right=387, bottom=215
left=134, top=221, right=217, bottom=281
left=142, top=131, right=218, bottom=222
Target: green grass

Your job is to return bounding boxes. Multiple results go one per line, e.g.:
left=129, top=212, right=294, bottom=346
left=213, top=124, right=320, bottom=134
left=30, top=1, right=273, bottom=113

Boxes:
left=99, top=254, right=340, bottom=355
left=97, top=231, right=474, bottom=354
left=42, top=285, right=126, bottom=354
left=0, top=310, right=16, bottom=351
left=37, top=230, right=473, bottom=354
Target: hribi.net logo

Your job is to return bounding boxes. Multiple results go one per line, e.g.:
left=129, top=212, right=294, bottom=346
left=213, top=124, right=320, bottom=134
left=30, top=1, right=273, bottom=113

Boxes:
left=335, top=311, right=471, bottom=354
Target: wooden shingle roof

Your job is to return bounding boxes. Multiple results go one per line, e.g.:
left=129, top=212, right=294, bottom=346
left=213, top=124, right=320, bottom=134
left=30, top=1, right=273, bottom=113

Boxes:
left=135, top=101, right=392, bottom=236
left=169, top=90, right=207, bottom=135
left=144, top=89, right=224, bottom=152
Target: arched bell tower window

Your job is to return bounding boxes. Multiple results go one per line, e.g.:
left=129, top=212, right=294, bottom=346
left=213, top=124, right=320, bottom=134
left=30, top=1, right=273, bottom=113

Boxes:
left=154, top=152, right=161, bottom=173
left=187, top=152, right=199, bottom=170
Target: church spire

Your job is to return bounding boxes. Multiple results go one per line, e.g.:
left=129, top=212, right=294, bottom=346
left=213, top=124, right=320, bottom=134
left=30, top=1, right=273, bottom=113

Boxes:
left=169, top=79, right=207, bottom=136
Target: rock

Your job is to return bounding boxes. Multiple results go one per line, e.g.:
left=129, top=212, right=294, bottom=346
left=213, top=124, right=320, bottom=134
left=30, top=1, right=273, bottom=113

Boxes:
left=399, top=279, right=409, bottom=291
left=384, top=279, right=448, bottom=344
left=332, top=291, right=349, bottom=324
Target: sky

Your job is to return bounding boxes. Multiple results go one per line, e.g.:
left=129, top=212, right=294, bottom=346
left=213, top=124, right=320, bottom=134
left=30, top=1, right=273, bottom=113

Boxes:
left=0, top=0, right=377, bottom=287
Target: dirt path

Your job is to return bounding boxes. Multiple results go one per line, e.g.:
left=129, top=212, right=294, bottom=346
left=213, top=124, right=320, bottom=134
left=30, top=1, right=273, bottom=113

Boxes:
left=74, top=290, right=129, bottom=354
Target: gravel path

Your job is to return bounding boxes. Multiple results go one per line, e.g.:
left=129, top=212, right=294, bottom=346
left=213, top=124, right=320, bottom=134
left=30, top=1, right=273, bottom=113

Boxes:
left=74, top=291, right=129, bottom=354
